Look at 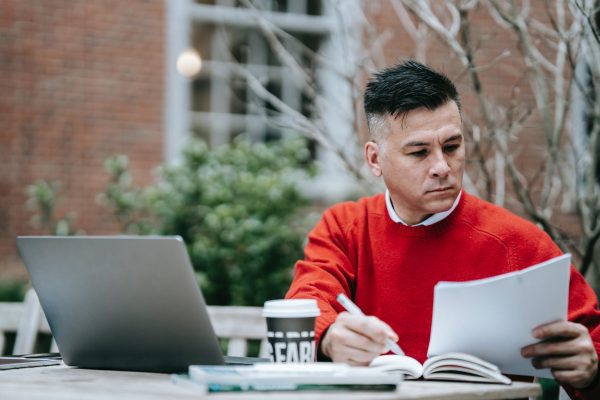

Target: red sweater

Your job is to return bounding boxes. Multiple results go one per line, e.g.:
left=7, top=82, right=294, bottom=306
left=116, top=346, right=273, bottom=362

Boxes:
left=286, top=192, right=600, bottom=399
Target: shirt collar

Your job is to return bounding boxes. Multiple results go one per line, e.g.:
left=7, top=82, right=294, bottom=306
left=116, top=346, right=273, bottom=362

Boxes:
left=385, top=189, right=462, bottom=226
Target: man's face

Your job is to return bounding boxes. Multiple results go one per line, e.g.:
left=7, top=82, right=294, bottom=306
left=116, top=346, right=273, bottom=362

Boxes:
left=365, top=101, right=465, bottom=225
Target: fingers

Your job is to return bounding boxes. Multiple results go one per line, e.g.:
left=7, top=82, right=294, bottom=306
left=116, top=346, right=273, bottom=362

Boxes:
left=521, top=335, right=591, bottom=358
left=341, top=345, right=381, bottom=365
left=522, top=321, right=594, bottom=358
left=336, top=322, right=389, bottom=354
left=321, top=312, right=400, bottom=365
left=531, top=354, right=591, bottom=371
left=535, top=354, right=599, bottom=389
left=339, top=312, right=399, bottom=343
left=552, top=369, right=598, bottom=389
left=532, top=320, right=588, bottom=340
left=521, top=321, right=598, bottom=389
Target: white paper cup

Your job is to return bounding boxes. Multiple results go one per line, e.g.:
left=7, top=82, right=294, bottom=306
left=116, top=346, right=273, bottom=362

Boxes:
left=262, top=299, right=320, bottom=363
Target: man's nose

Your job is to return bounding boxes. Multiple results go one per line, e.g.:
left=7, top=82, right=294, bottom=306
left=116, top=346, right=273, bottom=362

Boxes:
left=430, top=153, right=450, bottom=178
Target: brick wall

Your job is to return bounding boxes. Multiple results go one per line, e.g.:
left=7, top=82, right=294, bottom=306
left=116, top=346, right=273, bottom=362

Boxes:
left=0, top=0, right=165, bottom=278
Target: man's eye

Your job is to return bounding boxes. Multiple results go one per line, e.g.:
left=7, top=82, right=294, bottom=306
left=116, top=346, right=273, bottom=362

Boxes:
left=409, top=150, right=428, bottom=157
left=444, top=144, right=460, bottom=153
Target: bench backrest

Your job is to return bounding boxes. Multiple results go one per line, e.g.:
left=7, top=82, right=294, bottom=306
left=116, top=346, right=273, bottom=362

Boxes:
left=0, top=289, right=268, bottom=358
left=0, top=289, right=55, bottom=355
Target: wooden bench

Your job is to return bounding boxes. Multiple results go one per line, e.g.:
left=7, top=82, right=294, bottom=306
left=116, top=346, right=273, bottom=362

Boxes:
left=206, top=305, right=269, bottom=358
left=0, top=289, right=56, bottom=355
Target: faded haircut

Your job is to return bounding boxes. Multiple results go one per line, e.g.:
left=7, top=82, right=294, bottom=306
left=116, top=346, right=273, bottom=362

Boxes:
left=364, top=60, right=461, bottom=140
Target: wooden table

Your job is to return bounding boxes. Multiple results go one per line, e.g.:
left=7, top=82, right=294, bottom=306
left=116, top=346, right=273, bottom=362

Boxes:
left=0, top=365, right=541, bottom=400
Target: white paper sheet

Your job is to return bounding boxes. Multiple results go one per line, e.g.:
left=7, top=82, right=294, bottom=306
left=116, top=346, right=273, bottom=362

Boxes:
left=427, top=253, right=571, bottom=378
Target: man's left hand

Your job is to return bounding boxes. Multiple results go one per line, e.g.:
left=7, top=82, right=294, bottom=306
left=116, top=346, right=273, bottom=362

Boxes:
left=521, top=321, right=598, bottom=389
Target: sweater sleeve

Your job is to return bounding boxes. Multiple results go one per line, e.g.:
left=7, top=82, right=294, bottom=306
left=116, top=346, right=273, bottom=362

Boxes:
left=285, top=205, right=358, bottom=353
left=563, top=267, right=600, bottom=400
left=527, top=235, right=600, bottom=400
left=474, top=209, right=600, bottom=399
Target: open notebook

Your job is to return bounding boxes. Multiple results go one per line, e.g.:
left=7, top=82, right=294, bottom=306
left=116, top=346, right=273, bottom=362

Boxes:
left=370, top=352, right=510, bottom=384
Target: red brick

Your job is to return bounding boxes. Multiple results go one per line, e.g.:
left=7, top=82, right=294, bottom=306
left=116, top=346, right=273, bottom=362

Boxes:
left=0, top=0, right=165, bottom=277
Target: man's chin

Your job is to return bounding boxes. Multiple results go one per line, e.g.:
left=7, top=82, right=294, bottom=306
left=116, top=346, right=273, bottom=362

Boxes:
left=425, top=192, right=458, bottom=212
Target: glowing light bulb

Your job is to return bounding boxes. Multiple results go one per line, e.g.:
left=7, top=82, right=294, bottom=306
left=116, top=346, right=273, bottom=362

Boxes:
left=176, top=48, right=202, bottom=78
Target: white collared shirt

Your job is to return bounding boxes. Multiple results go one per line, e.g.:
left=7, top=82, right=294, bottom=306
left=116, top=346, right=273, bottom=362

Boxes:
left=385, top=190, right=462, bottom=226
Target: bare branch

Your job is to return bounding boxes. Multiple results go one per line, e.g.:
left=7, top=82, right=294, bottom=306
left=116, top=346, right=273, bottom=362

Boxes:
left=390, top=0, right=430, bottom=62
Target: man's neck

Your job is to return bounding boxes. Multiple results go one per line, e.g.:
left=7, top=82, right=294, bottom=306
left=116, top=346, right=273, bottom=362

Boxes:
left=385, top=190, right=462, bottom=226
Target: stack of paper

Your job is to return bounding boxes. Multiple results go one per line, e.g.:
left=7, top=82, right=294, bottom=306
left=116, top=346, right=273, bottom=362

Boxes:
left=427, top=253, right=571, bottom=378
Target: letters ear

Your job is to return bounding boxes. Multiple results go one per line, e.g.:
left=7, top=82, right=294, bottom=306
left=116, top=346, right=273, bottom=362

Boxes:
left=365, top=141, right=383, bottom=177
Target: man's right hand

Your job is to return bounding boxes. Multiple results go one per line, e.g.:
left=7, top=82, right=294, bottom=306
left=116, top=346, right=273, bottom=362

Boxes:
left=320, top=311, right=399, bottom=365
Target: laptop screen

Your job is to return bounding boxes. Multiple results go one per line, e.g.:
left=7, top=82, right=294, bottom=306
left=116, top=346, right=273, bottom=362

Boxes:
left=17, top=236, right=227, bottom=372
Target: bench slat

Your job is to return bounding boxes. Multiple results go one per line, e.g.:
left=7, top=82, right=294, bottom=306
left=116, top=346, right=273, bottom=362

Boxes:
left=1, top=291, right=269, bottom=357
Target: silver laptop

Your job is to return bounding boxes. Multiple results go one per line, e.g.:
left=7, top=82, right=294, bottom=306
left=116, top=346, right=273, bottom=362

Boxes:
left=16, top=236, right=261, bottom=372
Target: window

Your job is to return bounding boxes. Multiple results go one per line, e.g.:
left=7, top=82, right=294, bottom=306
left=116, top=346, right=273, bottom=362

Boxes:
left=166, top=0, right=362, bottom=199
left=166, top=0, right=331, bottom=156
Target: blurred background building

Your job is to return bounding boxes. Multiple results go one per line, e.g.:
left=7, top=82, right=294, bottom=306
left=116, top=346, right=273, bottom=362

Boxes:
left=2, top=0, right=598, bottom=290
left=1, top=0, right=361, bottom=279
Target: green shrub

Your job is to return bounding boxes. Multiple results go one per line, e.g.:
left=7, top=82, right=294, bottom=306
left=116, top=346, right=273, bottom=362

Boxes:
left=25, top=181, right=80, bottom=235
left=0, top=280, right=27, bottom=302
left=100, top=137, right=316, bottom=306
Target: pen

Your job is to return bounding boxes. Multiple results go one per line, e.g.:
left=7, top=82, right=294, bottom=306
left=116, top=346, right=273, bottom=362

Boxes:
left=336, top=293, right=405, bottom=356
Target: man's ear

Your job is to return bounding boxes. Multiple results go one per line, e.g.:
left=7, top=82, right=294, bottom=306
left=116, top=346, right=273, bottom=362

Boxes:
left=365, top=141, right=383, bottom=177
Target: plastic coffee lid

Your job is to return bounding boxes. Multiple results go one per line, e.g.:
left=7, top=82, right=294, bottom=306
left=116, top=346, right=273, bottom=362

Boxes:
left=262, top=299, right=320, bottom=318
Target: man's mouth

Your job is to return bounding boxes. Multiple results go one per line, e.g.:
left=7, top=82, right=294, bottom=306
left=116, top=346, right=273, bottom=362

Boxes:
left=427, top=187, right=453, bottom=193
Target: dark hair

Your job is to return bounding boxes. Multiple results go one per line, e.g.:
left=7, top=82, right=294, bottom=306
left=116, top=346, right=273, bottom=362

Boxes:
left=364, top=60, right=461, bottom=128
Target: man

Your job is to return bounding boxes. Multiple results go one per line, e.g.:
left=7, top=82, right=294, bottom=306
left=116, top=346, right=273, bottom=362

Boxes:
left=286, top=60, right=600, bottom=399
